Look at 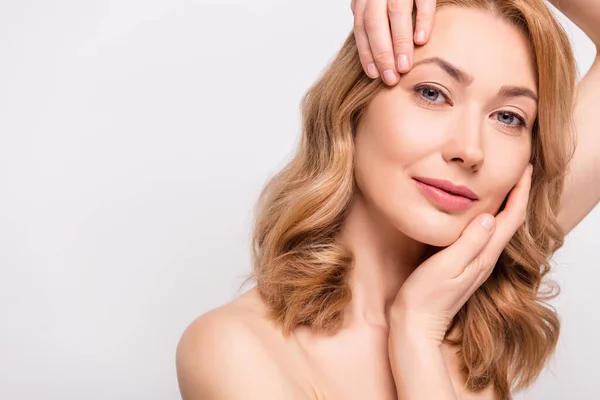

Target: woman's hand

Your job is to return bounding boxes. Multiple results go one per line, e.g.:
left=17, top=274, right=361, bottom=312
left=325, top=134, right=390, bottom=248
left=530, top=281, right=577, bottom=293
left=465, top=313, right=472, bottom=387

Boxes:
left=390, top=164, right=534, bottom=345
left=351, top=0, right=438, bottom=85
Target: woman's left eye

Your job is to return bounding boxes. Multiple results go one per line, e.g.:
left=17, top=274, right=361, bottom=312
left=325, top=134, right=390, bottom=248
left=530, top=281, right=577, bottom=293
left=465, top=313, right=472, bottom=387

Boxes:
left=495, top=111, right=527, bottom=129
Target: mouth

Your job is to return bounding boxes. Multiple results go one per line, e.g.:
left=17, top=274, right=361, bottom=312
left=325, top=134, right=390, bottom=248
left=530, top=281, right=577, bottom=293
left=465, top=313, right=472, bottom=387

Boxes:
left=412, top=176, right=479, bottom=212
left=413, top=177, right=479, bottom=200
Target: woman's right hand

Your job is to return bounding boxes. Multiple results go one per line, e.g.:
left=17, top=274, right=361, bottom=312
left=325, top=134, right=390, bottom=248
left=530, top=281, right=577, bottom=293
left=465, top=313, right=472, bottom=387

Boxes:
left=351, top=0, right=438, bottom=84
left=390, top=164, right=533, bottom=345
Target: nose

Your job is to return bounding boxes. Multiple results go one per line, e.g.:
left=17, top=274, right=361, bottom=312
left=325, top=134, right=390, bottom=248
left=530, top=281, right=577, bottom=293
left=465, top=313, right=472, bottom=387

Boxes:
left=441, top=113, right=485, bottom=172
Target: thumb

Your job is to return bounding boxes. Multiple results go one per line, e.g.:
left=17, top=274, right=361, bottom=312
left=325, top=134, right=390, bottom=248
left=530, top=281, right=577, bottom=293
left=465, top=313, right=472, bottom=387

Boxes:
left=427, top=213, right=496, bottom=278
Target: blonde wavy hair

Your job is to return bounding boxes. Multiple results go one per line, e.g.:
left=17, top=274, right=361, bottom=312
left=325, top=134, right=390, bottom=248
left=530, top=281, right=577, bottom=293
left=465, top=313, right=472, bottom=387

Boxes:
left=241, top=0, right=577, bottom=397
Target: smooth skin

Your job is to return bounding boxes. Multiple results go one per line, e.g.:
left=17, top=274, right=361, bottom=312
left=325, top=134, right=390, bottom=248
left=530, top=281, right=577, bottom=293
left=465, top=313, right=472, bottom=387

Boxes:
left=351, top=0, right=438, bottom=83
left=388, top=166, right=532, bottom=399
left=177, top=1, right=600, bottom=399
left=353, top=0, right=600, bottom=233
left=176, top=170, right=531, bottom=400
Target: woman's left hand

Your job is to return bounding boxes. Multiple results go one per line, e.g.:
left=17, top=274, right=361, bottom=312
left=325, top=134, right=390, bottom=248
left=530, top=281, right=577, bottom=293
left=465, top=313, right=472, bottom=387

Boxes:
left=351, top=0, right=438, bottom=84
left=390, top=164, right=533, bottom=345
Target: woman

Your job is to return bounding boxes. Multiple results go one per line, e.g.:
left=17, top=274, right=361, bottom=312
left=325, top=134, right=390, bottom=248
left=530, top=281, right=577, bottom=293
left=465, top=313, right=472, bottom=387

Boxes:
left=176, top=0, right=599, bottom=398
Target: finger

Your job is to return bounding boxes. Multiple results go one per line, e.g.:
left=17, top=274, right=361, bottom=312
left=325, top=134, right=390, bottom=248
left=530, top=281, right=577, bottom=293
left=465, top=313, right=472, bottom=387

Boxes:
left=413, top=0, right=436, bottom=45
left=458, top=164, right=533, bottom=286
left=484, top=164, right=533, bottom=259
left=353, top=0, right=380, bottom=78
left=388, top=0, right=414, bottom=73
left=426, top=213, right=496, bottom=279
left=365, top=0, right=399, bottom=85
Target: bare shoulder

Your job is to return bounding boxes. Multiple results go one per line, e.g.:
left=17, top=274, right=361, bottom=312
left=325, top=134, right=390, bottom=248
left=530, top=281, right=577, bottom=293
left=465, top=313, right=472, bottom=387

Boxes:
left=176, top=289, right=314, bottom=400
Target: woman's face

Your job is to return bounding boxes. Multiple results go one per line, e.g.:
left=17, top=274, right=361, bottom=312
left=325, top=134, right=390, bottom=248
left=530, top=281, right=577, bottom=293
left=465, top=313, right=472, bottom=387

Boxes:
left=354, top=5, right=538, bottom=247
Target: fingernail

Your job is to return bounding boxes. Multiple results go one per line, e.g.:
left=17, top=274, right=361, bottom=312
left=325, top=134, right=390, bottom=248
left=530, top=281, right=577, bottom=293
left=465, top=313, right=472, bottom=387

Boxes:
left=480, top=214, right=495, bottom=232
left=398, top=54, right=409, bottom=72
left=383, top=69, right=397, bottom=84
left=367, top=63, right=379, bottom=78
left=415, top=29, right=426, bottom=43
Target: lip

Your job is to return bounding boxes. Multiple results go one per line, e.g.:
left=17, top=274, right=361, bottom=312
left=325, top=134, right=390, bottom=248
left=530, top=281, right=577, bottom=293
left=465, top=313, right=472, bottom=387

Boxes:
left=413, top=177, right=478, bottom=212
left=412, top=177, right=479, bottom=200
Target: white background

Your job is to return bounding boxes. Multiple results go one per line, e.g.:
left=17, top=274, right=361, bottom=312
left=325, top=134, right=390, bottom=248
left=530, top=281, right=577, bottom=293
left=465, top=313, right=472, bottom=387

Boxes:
left=0, top=1, right=598, bottom=399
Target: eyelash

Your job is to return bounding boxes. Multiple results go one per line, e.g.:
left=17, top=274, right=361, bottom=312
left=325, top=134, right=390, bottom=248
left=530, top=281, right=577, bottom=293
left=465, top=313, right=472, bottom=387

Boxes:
left=413, top=84, right=529, bottom=131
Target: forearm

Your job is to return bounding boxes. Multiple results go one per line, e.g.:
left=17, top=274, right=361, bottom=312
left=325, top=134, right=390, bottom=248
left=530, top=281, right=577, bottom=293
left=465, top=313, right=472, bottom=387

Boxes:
left=388, top=311, right=458, bottom=400
left=549, top=0, right=600, bottom=46
left=547, top=0, right=600, bottom=232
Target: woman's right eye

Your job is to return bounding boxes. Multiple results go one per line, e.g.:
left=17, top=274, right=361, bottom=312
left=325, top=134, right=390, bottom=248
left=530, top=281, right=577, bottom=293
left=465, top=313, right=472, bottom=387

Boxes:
left=415, top=85, right=449, bottom=105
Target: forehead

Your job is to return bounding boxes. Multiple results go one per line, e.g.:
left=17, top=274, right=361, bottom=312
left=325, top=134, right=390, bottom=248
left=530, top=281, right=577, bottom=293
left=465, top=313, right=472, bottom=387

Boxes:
left=418, top=6, right=537, bottom=91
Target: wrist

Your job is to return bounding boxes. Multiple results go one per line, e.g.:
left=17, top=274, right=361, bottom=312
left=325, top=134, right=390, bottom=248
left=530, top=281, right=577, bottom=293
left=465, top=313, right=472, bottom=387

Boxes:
left=389, top=306, right=450, bottom=347
left=388, top=314, right=459, bottom=400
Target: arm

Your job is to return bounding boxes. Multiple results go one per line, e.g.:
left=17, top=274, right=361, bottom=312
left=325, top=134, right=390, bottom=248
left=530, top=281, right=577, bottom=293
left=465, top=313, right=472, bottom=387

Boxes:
left=388, top=312, right=498, bottom=400
left=176, top=310, right=303, bottom=399
left=388, top=310, right=459, bottom=400
left=549, top=0, right=600, bottom=233
left=387, top=168, right=532, bottom=400
left=388, top=311, right=499, bottom=400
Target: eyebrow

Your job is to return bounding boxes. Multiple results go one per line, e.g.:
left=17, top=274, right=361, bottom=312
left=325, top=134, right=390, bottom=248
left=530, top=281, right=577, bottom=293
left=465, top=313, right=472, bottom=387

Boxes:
left=413, top=57, right=538, bottom=102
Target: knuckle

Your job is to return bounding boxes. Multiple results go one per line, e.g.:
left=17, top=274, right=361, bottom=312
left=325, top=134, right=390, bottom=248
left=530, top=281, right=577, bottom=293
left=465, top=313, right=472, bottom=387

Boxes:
left=482, top=265, right=495, bottom=281
left=358, top=49, right=374, bottom=63
left=479, top=260, right=496, bottom=281
left=392, top=34, right=412, bottom=48
left=469, top=258, right=488, bottom=279
left=466, top=237, right=483, bottom=253
left=363, top=13, right=379, bottom=31
left=372, top=50, right=394, bottom=65
left=353, top=17, right=365, bottom=30
left=415, top=13, right=432, bottom=26
left=466, top=231, right=487, bottom=250
left=387, top=0, right=406, bottom=15
left=449, top=263, right=467, bottom=279
left=477, top=254, right=492, bottom=270
left=352, top=4, right=364, bottom=21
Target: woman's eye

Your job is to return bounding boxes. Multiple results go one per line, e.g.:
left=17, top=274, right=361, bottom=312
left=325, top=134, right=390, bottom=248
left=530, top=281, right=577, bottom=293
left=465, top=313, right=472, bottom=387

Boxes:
left=413, top=85, right=528, bottom=131
left=496, top=111, right=526, bottom=128
left=418, top=86, right=447, bottom=103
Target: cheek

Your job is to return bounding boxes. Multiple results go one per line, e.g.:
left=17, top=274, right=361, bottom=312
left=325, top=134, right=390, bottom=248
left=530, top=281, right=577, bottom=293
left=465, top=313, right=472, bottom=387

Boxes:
left=357, top=97, right=447, bottom=167
left=481, top=147, right=531, bottom=214
left=353, top=103, right=443, bottom=217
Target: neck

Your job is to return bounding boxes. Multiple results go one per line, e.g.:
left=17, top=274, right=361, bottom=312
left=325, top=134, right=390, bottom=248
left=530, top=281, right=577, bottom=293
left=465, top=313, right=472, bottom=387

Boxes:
left=335, top=192, right=428, bottom=329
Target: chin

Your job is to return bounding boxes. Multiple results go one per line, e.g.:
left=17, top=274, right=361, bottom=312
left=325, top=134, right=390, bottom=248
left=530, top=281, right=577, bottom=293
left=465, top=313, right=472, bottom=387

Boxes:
left=412, top=228, right=462, bottom=247
left=396, top=210, right=468, bottom=248
left=418, top=230, right=462, bottom=247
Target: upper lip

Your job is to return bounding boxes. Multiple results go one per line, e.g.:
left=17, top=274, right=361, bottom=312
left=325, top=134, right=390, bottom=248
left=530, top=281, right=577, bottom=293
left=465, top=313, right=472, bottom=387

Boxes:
left=413, top=176, right=479, bottom=200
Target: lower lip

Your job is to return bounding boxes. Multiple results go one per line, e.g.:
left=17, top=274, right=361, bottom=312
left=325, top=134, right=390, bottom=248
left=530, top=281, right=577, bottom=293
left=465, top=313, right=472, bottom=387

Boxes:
left=413, top=179, right=476, bottom=212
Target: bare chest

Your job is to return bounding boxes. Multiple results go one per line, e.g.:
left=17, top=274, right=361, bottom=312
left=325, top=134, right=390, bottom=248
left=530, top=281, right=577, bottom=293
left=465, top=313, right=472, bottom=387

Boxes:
left=312, top=353, right=398, bottom=400
left=291, top=327, right=400, bottom=400
left=284, top=327, right=474, bottom=400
